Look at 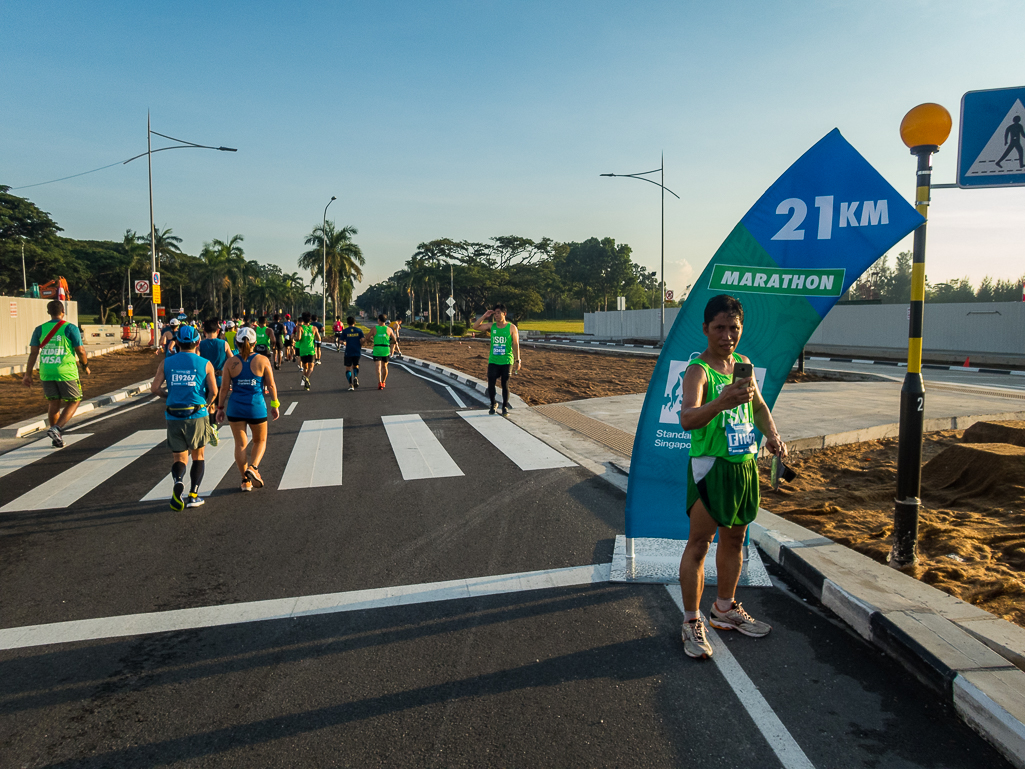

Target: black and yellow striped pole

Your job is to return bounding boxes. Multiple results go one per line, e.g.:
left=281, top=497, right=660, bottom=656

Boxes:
left=891, top=103, right=952, bottom=569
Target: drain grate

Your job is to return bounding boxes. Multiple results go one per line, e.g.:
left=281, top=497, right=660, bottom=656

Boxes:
left=533, top=404, right=636, bottom=456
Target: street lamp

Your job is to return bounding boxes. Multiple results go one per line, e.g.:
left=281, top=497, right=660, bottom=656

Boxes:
left=890, top=103, right=952, bottom=570
left=600, top=155, right=680, bottom=344
left=123, top=111, right=237, bottom=345
left=323, top=196, right=336, bottom=322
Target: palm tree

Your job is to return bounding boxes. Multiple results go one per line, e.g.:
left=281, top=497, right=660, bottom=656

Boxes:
left=141, top=226, right=184, bottom=268
left=299, top=222, right=365, bottom=319
left=205, top=235, right=244, bottom=317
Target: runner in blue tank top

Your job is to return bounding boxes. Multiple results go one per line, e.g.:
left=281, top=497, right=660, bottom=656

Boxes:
left=150, top=324, right=218, bottom=511
left=216, top=326, right=279, bottom=492
left=198, top=319, right=233, bottom=447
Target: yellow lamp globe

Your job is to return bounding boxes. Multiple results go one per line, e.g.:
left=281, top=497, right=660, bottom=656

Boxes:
left=900, top=103, right=952, bottom=149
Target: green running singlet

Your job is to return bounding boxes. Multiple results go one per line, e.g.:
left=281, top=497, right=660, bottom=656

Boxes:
left=297, top=324, right=316, bottom=356
left=38, top=321, right=80, bottom=381
left=373, top=325, right=391, bottom=356
left=488, top=323, right=514, bottom=365
left=686, top=353, right=757, bottom=464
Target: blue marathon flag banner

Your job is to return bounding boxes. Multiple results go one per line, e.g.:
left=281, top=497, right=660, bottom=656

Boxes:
left=625, top=129, right=925, bottom=540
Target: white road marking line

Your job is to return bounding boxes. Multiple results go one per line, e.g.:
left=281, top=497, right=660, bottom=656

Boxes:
left=0, top=434, right=93, bottom=480
left=458, top=411, right=576, bottom=471
left=665, top=585, right=816, bottom=769
left=63, top=396, right=158, bottom=432
left=0, top=563, right=612, bottom=650
left=284, top=401, right=298, bottom=416
left=140, top=430, right=237, bottom=501
left=392, top=362, right=466, bottom=407
left=278, top=418, right=344, bottom=490
left=382, top=414, right=463, bottom=480
left=1, top=430, right=165, bottom=513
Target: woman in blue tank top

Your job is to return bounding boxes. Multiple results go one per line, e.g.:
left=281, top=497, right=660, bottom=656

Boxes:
left=215, top=326, right=279, bottom=492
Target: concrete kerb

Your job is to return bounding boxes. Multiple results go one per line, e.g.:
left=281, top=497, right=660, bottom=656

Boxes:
left=750, top=512, right=1025, bottom=768
left=0, top=379, right=153, bottom=439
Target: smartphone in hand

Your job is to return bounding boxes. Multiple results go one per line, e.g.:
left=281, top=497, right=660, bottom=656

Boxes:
left=732, top=361, right=753, bottom=383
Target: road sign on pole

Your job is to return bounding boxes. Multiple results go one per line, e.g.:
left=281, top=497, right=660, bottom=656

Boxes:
left=665, top=290, right=674, bottom=301
left=135, top=280, right=150, bottom=294
left=152, top=272, right=161, bottom=286
left=445, top=307, right=455, bottom=318
left=446, top=297, right=455, bottom=307
left=152, top=285, right=161, bottom=303
left=958, top=86, right=1025, bottom=188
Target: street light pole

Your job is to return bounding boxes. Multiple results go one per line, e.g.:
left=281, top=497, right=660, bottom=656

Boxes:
left=323, top=196, right=336, bottom=322
left=126, top=111, right=237, bottom=345
left=600, top=158, right=679, bottom=345
left=891, top=103, right=952, bottom=570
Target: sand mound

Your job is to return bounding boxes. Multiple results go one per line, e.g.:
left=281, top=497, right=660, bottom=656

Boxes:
left=961, top=420, right=1025, bottom=448
left=922, top=442, right=1025, bottom=507
left=766, top=431, right=1025, bottom=628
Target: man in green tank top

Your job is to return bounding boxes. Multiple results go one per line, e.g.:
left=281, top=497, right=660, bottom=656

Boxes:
left=294, top=312, right=320, bottom=390
left=22, top=300, right=91, bottom=448
left=471, top=303, right=521, bottom=415
left=372, top=314, right=397, bottom=389
left=676, top=294, right=787, bottom=660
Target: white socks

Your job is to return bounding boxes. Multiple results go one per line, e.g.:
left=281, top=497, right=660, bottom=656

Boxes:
left=684, top=611, right=700, bottom=623
left=715, top=598, right=735, bottom=613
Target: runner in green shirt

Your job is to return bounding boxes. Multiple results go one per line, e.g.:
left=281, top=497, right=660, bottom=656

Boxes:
left=676, top=294, right=787, bottom=660
left=294, top=312, right=320, bottom=390
left=22, top=300, right=91, bottom=448
left=471, top=303, right=521, bottom=416
left=372, top=314, right=397, bottom=389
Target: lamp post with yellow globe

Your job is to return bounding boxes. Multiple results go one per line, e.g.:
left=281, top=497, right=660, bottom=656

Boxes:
left=890, top=103, right=953, bottom=570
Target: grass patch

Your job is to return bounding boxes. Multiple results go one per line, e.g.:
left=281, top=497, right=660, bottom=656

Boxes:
left=517, top=320, right=585, bottom=334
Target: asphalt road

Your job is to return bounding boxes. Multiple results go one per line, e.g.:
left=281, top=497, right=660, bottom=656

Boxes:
left=0, top=349, right=1012, bottom=768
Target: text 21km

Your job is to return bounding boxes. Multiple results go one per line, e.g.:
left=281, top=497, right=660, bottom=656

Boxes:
left=771, top=197, right=888, bottom=241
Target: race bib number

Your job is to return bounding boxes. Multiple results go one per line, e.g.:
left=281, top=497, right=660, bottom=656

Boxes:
left=492, top=339, right=507, bottom=356
left=725, top=421, right=757, bottom=456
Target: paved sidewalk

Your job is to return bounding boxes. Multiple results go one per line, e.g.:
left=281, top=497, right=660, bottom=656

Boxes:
left=0, top=340, right=143, bottom=377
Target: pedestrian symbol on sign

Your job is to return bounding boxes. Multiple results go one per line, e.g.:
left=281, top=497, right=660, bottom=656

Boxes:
left=958, top=87, right=1025, bottom=188
left=965, top=100, right=1025, bottom=177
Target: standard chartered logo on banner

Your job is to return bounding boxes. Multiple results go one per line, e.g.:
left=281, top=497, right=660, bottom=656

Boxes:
left=709, top=265, right=845, bottom=297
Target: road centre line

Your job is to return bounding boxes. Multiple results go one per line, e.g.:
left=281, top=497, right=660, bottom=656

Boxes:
left=0, top=563, right=612, bottom=651
left=392, top=362, right=466, bottom=407
left=664, top=585, right=817, bottom=769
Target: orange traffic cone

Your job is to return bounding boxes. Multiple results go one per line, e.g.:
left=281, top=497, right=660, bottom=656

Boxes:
left=963, top=356, right=971, bottom=367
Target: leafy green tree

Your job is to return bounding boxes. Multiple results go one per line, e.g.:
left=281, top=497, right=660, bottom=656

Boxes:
left=300, top=222, right=365, bottom=319
left=0, top=186, right=66, bottom=294
left=141, top=226, right=184, bottom=269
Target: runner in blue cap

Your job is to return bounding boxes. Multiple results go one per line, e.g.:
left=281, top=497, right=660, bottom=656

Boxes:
left=150, top=323, right=218, bottom=511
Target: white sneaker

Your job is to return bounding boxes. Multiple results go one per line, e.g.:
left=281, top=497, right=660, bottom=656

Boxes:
left=185, top=494, right=205, bottom=508
left=681, top=617, right=714, bottom=659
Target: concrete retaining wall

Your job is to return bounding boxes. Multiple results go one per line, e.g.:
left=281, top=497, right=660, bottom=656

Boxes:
left=0, top=296, right=79, bottom=357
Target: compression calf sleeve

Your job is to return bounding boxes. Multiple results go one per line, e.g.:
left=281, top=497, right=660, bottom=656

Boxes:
left=172, top=461, right=187, bottom=484
left=190, top=460, right=205, bottom=493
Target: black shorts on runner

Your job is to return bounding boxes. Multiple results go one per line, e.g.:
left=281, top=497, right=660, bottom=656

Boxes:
left=315, top=341, right=322, bottom=349
left=373, top=354, right=390, bottom=362
left=227, top=415, right=269, bottom=426
left=344, top=355, right=361, bottom=367
left=301, top=354, right=315, bottom=364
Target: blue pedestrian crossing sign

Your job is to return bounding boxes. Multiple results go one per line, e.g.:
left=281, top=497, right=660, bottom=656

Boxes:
left=958, top=86, right=1025, bottom=188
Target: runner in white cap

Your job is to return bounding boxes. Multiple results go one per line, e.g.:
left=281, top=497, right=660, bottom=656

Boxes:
left=157, top=318, right=180, bottom=357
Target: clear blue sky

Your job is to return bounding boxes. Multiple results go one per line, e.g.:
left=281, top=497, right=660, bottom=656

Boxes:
left=4, top=0, right=1023, bottom=297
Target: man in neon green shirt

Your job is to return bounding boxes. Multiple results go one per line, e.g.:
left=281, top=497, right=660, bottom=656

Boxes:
left=22, top=300, right=91, bottom=448
left=676, top=294, right=787, bottom=660
left=471, top=303, right=521, bottom=416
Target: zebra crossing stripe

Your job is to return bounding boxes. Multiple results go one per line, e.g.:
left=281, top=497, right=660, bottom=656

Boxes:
left=457, top=411, right=576, bottom=470
left=382, top=414, right=463, bottom=480
left=1, top=430, right=165, bottom=513
left=278, top=418, right=344, bottom=490
left=140, top=429, right=239, bottom=501
left=0, top=434, right=93, bottom=480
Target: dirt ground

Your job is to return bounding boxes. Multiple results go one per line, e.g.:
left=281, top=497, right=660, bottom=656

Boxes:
left=0, top=347, right=159, bottom=428
left=397, top=339, right=825, bottom=405
left=762, top=425, right=1025, bottom=628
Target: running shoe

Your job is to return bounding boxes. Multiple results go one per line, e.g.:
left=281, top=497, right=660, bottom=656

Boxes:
left=347, top=385, right=355, bottom=391
left=170, top=481, right=186, bottom=512
left=489, top=404, right=497, bottom=415
left=240, top=480, right=253, bottom=492
left=681, top=617, right=714, bottom=659
left=316, top=359, right=322, bottom=365
left=209, top=425, right=219, bottom=447
left=501, top=405, right=509, bottom=417
left=378, top=382, right=384, bottom=390
left=47, top=425, right=64, bottom=448
left=186, top=493, right=205, bottom=508
left=709, top=601, right=771, bottom=638
left=353, top=376, right=359, bottom=389
left=245, top=466, right=265, bottom=489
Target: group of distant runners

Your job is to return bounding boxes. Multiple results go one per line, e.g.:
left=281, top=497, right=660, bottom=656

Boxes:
left=22, top=293, right=781, bottom=663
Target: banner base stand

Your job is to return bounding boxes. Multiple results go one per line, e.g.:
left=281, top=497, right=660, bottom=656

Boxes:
left=609, top=535, right=772, bottom=586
